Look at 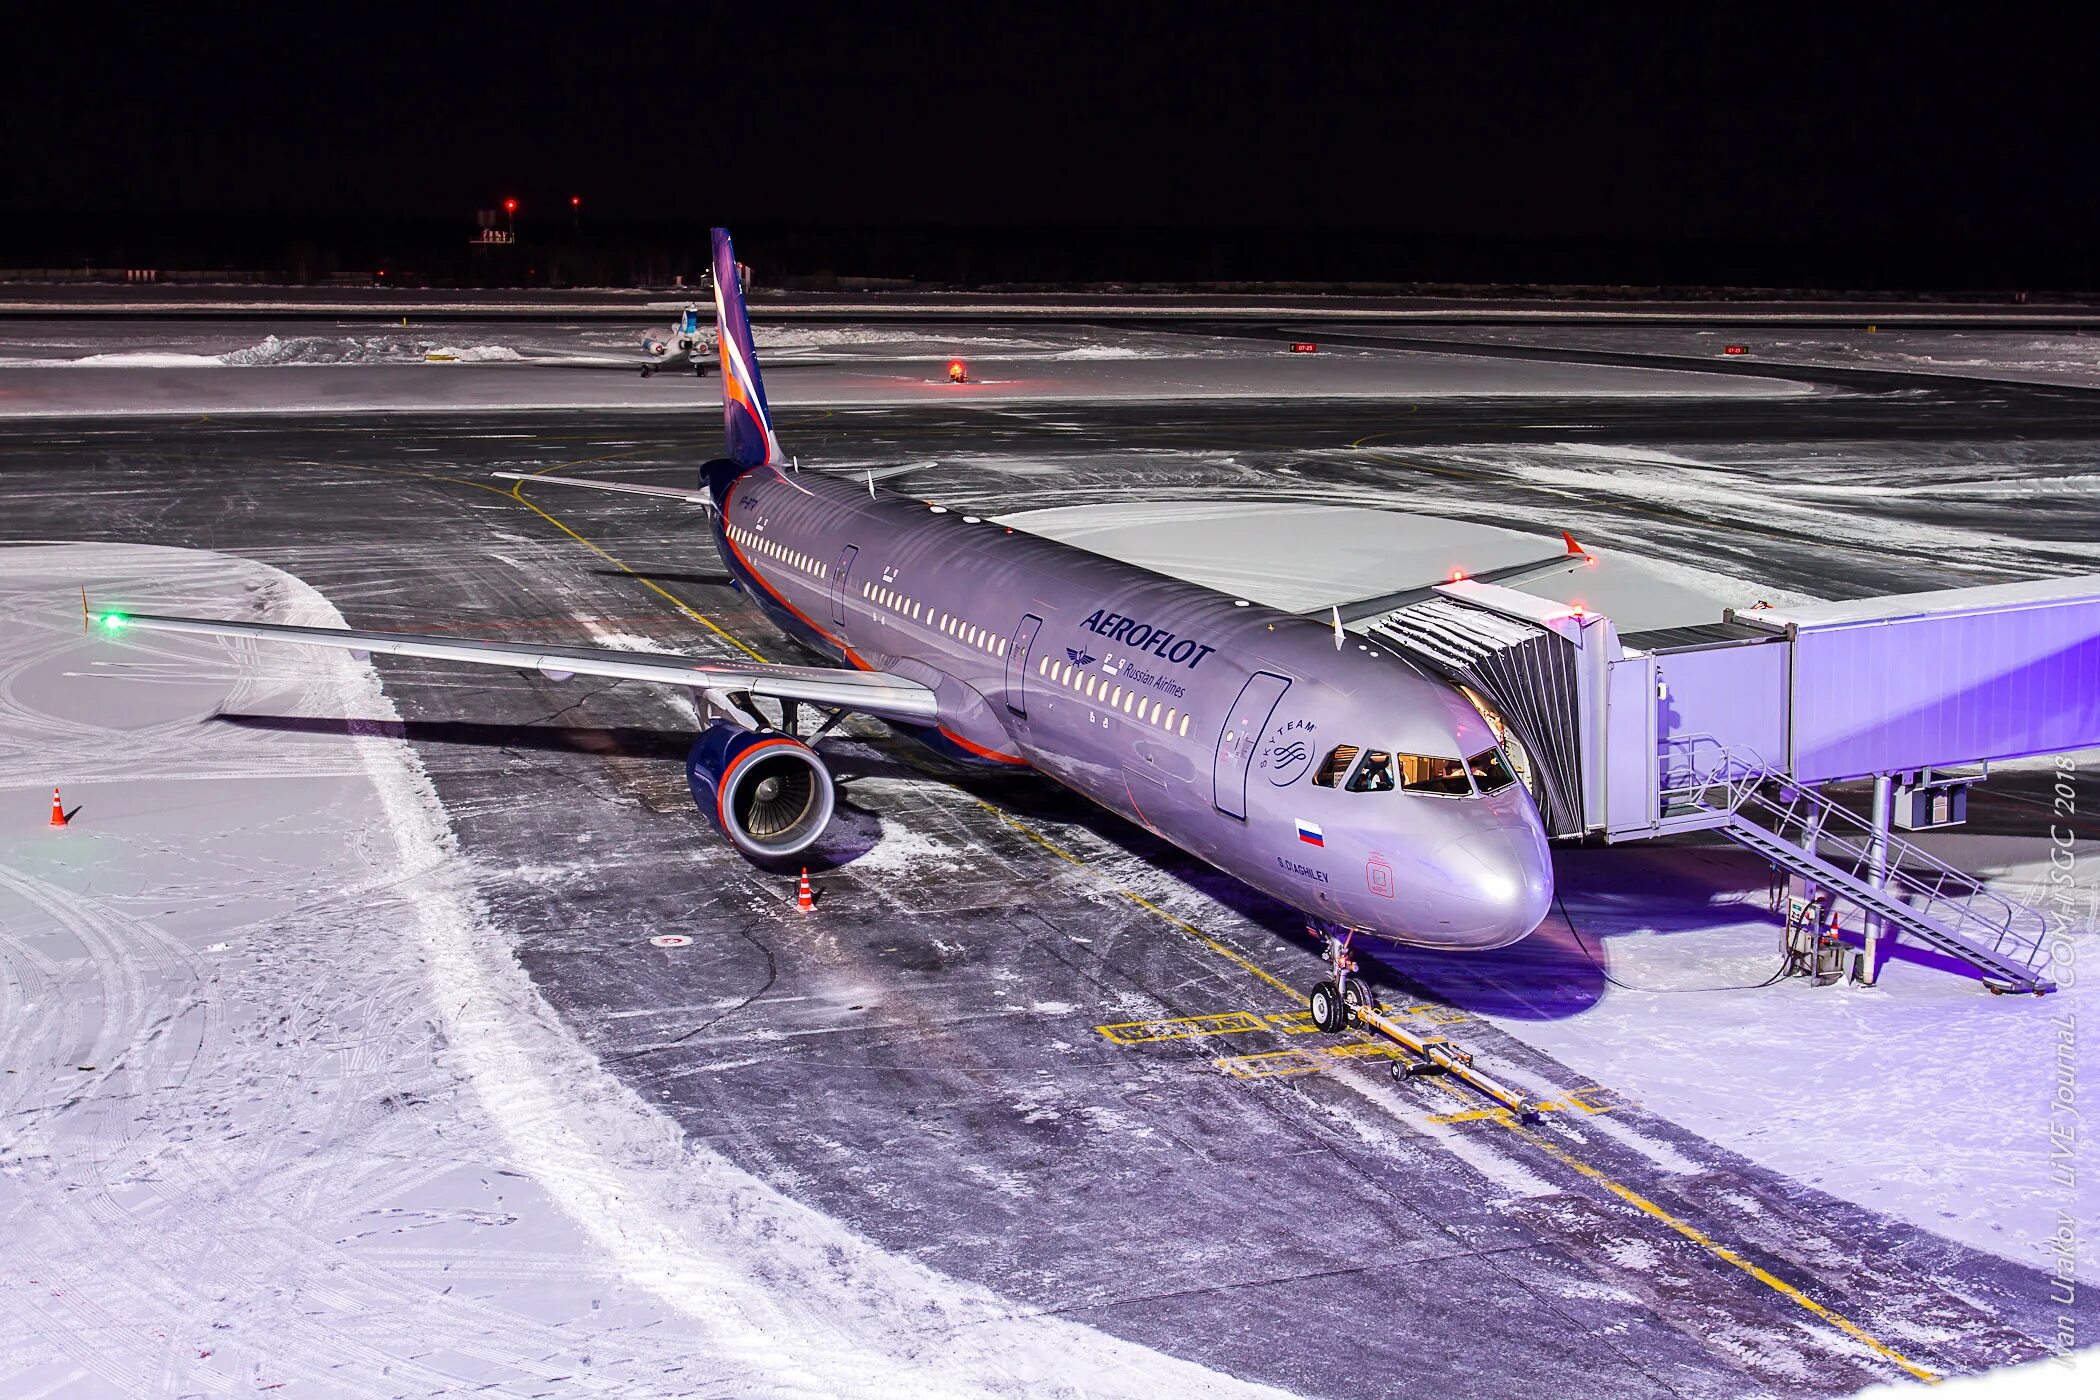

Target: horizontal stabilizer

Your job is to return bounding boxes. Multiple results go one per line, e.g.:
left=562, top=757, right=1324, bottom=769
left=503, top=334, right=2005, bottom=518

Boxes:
left=493, top=470, right=713, bottom=505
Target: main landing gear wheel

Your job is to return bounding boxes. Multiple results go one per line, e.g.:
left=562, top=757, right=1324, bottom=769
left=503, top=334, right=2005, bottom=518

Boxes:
left=1308, top=981, right=1347, bottom=1034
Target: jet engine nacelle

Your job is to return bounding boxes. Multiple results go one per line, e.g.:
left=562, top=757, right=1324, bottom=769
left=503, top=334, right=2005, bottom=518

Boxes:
left=686, top=721, right=835, bottom=860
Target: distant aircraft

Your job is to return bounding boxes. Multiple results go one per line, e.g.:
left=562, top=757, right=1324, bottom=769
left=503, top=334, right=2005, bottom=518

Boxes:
left=103, top=228, right=1555, bottom=1026
left=639, top=303, right=712, bottom=378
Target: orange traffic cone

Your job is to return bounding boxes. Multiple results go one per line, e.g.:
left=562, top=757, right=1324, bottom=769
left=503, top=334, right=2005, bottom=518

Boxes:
left=48, top=787, right=67, bottom=828
left=796, top=868, right=815, bottom=912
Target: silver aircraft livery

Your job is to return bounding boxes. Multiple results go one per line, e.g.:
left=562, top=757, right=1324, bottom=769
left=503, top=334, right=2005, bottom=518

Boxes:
left=102, top=228, right=1554, bottom=1013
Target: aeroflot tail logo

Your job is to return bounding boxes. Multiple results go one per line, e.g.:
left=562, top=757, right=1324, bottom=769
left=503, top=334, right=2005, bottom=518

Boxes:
left=1079, top=610, right=1216, bottom=669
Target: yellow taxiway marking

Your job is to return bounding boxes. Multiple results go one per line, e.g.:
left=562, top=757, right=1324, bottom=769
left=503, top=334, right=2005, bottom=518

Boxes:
left=482, top=449, right=1939, bottom=1388
left=1097, top=1011, right=1271, bottom=1044
left=973, top=799, right=1301, bottom=1001
left=507, top=455, right=771, bottom=663
left=1503, top=1118, right=1941, bottom=1384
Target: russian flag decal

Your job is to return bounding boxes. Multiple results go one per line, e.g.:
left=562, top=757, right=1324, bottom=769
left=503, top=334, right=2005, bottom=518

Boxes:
left=1296, top=819, right=1325, bottom=847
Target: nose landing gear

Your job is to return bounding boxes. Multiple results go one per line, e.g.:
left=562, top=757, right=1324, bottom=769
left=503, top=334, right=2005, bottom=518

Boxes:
left=1300, top=919, right=1542, bottom=1120
left=1306, top=923, right=1372, bottom=1033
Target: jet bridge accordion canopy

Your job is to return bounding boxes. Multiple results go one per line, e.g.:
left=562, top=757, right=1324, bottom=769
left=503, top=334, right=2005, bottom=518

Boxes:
left=1364, top=570, right=2100, bottom=839
left=1367, top=584, right=1609, bottom=838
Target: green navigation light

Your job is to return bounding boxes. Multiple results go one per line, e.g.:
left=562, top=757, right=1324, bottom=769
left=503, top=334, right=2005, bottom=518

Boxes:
left=99, top=612, right=128, bottom=631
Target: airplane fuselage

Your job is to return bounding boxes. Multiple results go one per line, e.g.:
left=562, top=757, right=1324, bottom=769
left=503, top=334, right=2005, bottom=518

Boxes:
left=705, top=459, right=1553, bottom=950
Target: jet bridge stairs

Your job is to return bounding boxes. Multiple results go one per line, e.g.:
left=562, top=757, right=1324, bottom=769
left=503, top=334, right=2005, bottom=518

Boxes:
left=1364, top=570, right=2100, bottom=996
left=1654, top=744, right=2054, bottom=992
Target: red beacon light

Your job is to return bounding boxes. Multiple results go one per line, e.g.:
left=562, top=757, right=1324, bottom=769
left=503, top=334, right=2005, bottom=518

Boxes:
left=1450, top=568, right=1467, bottom=581
left=947, top=358, right=969, bottom=384
left=503, top=197, right=518, bottom=213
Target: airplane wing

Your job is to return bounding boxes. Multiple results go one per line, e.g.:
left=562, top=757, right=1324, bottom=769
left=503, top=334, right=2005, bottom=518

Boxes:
left=96, top=612, right=939, bottom=723
left=1321, top=531, right=1597, bottom=625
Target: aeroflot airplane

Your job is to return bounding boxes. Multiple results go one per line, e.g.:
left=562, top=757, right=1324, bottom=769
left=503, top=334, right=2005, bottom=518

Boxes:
left=107, top=229, right=1553, bottom=1014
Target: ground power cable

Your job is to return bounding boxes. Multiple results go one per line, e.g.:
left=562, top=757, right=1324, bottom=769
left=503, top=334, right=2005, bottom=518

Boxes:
left=1556, top=890, right=1789, bottom=993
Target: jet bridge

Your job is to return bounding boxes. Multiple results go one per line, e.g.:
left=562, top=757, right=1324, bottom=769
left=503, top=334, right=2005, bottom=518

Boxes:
left=1366, top=573, right=2100, bottom=993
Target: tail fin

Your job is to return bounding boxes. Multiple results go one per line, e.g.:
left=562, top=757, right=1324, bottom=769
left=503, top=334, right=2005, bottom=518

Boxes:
left=710, top=227, right=784, bottom=468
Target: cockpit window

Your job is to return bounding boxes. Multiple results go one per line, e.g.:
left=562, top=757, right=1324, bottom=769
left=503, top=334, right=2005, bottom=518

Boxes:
left=1469, top=747, right=1519, bottom=794
left=1397, top=753, right=1474, bottom=796
left=1312, top=744, right=1360, bottom=787
left=1346, top=751, right=1395, bottom=792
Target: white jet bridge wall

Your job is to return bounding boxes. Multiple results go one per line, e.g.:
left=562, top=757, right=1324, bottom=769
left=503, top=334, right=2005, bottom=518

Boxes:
left=1727, top=577, right=2100, bottom=783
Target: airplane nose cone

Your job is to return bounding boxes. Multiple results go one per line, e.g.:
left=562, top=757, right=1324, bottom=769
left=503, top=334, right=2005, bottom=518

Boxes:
left=1429, top=825, right=1553, bottom=949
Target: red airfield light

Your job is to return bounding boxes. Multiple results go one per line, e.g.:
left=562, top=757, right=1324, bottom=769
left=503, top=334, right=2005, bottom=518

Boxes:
left=503, top=197, right=518, bottom=213
left=1723, top=344, right=1747, bottom=356
left=1289, top=341, right=1318, bottom=353
left=947, top=358, right=969, bottom=384
left=570, top=195, right=580, bottom=208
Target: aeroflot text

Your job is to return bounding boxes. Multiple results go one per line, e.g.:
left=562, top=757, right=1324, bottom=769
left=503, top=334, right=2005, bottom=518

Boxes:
left=1079, top=610, right=1217, bottom=668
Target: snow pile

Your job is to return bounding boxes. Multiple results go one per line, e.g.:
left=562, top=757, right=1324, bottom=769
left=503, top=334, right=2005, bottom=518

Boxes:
left=221, top=333, right=520, bottom=365
left=1050, top=345, right=1144, bottom=360
left=0, top=333, right=531, bottom=368
left=65, top=350, right=225, bottom=367
left=424, top=343, right=526, bottom=363
left=752, top=325, right=1059, bottom=354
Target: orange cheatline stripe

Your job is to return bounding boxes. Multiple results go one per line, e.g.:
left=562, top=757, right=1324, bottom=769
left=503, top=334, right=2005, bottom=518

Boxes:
left=938, top=723, right=1027, bottom=765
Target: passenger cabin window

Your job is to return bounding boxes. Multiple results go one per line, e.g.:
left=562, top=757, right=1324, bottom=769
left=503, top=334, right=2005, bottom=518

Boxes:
left=1469, top=747, right=1518, bottom=794
left=1398, top=754, right=1473, bottom=796
left=1312, top=745, right=1361, bottom=788
left=1347, top=751, right=1396, bottom=792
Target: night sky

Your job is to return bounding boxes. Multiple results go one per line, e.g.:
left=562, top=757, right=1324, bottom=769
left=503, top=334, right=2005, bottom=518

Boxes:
left=5, top=9, right=2095, bottom=284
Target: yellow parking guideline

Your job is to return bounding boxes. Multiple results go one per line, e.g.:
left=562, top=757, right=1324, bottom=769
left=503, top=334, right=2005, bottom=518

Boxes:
left=1218, top=1049, right=1330, bottom=1079
left=972, top=800, right=1300, bottom=1000
left=1097, top=1011, right=1268, bottom=1044
left=1502, top=1119, right=1940, bottom=1385
left=506, top=461, right=769, bottom=664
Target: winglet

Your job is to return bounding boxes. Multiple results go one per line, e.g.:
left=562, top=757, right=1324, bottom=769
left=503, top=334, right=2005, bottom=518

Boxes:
left=1562, top=530, right=1586, bottom=556
left=1331, top=605, right=1345, bottom=650
left=710, top=228, right=784, bottom=469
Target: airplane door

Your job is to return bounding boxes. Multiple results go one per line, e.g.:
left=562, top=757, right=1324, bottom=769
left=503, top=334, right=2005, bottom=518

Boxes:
left=1212, top=671, right=1291, bottom=819
left=830, top=544, right=858, bottom=628
left=1005, top=613, right=1042, bottom=716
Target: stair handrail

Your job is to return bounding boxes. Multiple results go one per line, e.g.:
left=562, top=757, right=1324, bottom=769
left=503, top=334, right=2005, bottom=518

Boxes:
left=1659, top=733, right=1772, bottom=813
left=1738, top=782, right=2050, bottom=967
left=1658, top=738, right=2052, bottom=974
